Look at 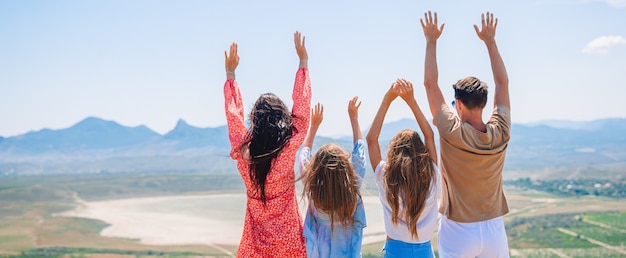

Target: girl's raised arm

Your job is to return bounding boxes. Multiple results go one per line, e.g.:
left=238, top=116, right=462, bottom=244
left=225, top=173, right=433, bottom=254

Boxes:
left=348, top=96, right=362, bottom=143
left=396, top=78, right=438, bottom=164
left=365, top=83, right=399, bottom=171
left=299, top=103, right=323, bottom=173
left=303, top=103, right=323, bottom=149
left=348, top=96, right=367, bottom=178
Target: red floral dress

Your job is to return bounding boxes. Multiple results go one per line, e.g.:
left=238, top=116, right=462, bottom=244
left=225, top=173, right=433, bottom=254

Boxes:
left=224, top=68, right=310, bottom=258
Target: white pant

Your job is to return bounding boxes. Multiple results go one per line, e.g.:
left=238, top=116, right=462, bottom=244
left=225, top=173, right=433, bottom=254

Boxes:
left=438, top=215, right=509, bottom=258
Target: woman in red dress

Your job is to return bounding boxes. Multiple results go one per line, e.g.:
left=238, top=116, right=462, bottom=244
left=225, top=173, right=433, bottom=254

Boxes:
left=223, top=31, right=310, bottom=257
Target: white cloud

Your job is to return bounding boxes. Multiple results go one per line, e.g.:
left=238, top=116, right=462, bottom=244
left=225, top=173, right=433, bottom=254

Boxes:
left=582, top=35, right=626, bottom=54
left=545, top=0, right=626, bottom=8
left=598, top=0, right=626, bottom=8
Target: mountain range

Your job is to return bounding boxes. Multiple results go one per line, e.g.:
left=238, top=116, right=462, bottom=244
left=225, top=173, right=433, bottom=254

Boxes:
left=1, top=117, right=625, bottom=179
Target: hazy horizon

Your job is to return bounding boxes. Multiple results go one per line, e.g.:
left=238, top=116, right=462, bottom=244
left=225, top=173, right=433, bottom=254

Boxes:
left=2, top=114, right=625, bottom=139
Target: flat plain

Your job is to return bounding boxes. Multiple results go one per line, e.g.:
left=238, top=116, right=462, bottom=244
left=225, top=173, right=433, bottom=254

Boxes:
left=0, top=173, right=625, bottom=258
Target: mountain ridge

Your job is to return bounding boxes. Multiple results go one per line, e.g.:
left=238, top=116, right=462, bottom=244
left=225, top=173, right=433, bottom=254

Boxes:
left=1, top=116, right=625, bottom=176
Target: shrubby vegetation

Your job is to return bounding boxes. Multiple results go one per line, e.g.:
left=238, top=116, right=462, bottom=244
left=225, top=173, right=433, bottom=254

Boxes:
left=506, top=211, right=626, bottom=255
left=507, top=213, right=597, bottom=248
left=505, top=177, right=626, bottom=198
left=586, top=212, right=626, bottom=228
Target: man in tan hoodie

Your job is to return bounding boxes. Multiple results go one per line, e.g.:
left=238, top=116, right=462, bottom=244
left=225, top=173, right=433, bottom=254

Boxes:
left=420, top=11, right=511, bottom=257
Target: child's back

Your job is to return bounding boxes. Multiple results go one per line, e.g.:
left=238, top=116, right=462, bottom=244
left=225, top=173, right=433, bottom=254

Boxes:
left=299, top=98, right=367, bottom=258
left=300, top=142, right=366, bottom=258
left=365, top=79, right=440, bottom=257
left=373, top=130, right=440, bottom=243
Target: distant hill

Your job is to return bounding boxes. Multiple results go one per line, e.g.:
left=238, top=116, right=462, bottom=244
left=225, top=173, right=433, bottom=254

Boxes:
left=1, top=117, right=625, bottom=178
left=0, top=117, right=233, bottom=175
left=525, top=118, right=626, bottom=131
left=1, top=117, right=161, bottom=155
left=163, top=119, right=230, bottom=149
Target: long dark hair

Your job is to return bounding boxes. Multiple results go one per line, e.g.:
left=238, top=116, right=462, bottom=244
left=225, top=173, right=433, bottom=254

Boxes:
left=384, top=129, right=436, bottom=239
left=300, top=144, right=361, bottom=232
left=240, top=93, right=294, bottom=204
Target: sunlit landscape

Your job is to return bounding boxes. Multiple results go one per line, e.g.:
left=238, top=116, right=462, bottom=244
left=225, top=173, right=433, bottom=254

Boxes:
left=0, top=171, right=625, bottom=257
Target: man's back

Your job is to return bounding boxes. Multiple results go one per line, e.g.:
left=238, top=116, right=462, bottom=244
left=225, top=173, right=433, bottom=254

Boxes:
left=434, top=104, right=511, bottom=222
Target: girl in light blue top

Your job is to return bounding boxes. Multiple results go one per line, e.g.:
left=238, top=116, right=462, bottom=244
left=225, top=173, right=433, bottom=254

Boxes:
left=299, top=98, right=367, bottom=258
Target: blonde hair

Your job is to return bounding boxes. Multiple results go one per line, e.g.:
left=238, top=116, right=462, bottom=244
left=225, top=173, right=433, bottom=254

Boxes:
left=301, top=144, right=362, bottom=232
left=384, top=129, right=436, bottom=239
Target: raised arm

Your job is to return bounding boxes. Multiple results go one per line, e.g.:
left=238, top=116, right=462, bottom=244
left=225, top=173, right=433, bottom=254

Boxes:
left=303, top=103, right=323, bottom=149
left=349, top=97, right=367, bottom=178
left=474, top=12, right=509, bottom=110
left=299, top=103, right=322, bottom=172
left=223, top=42, right=247, bottom=159
left=420, top=11, right=446, bottom=118
left=396, top=78, right=438, bottom=165
left=365, top=83, right=399, bottom=171
left=348, top=96, right=363, bottom=143
left=291, top=31, right=312, bottom=144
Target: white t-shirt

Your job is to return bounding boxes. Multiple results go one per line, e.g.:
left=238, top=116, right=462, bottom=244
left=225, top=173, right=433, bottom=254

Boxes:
left=374, top=160, right=441, bottom=244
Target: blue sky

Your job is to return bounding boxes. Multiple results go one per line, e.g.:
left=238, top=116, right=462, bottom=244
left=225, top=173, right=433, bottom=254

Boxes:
left=1, top=0, right=625, bottom=137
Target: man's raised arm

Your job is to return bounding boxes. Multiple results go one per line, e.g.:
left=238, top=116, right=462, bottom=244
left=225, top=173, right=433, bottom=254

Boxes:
left=420, top=11, right=446, bottom=117
left=474, top=12, right=510, bottom=110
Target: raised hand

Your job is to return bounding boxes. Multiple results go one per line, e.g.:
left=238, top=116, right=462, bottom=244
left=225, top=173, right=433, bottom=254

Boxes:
left=224, top=42, right=239, bottom=79
left=303, top=102, right=323, bottom=149
left=420, top=11, right=445, bottom=43
left=384, top=81, right=401, bottom=103
left=348, top=96, right=362, bottom=143
left=348, top=96, right=361, bottom=121
left=310, top=103, right=323, bottom=129
left=396, top=78, right=415, bottom=103
left=294, top=31, right=308, bottom=68
left=474, top=12, right=498, bottom=43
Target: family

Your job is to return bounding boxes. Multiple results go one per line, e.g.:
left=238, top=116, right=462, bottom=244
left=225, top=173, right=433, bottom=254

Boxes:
left=223, top=11, right=511, bottom=258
